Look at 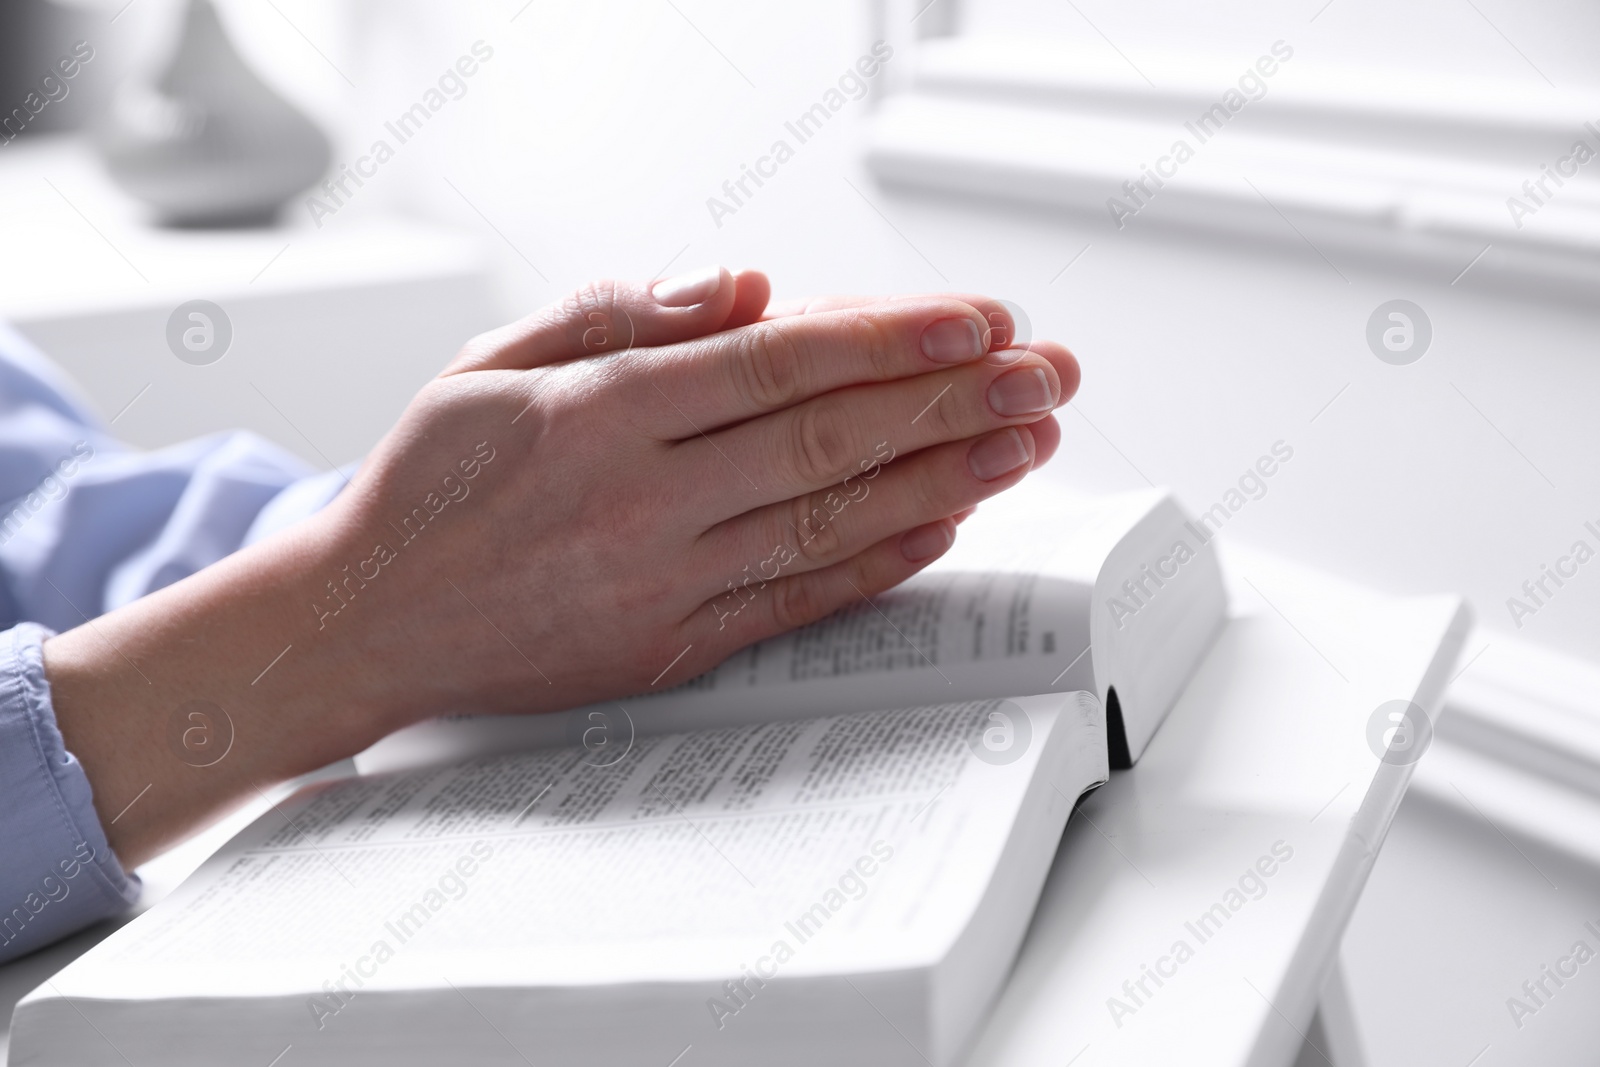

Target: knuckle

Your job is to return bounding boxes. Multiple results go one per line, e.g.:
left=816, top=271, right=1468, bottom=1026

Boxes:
left=770, top=574, right=828, bottom=632
left=733, top=324, right=806, bottom=411
left=789, top=493, right=844, bottom=566
left=851, top=311, right=899, bottom=381
left=449, top=335, right=493, bottom=372
left=909, top=458, right=951, bottom=513
left=913, top=379, right=962, bottom=439
left=563, top=280, right=627, bottom=351
left=447, top=326, right=514, bottom=372
left=788, top=402, right=854, bottom=487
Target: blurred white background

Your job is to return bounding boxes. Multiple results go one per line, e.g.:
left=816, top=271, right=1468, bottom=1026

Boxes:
left=2, top=0, right=1597, bottom=1063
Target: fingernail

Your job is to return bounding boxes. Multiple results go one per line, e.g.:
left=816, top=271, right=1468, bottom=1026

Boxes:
left=652, top=265, right=722, bottom=307
left=988, top=368, right=1055, bottom=416
left=900, top=521, right=954, bottom=562
left=968, top=428, right=1031, bottom=481
left=920, top=318, right=984, bottom=363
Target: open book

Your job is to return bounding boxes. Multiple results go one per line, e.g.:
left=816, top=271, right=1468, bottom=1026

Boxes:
left=14, top=693, right=1106, bottom=1067
left=358, top=487, right=1228, bottom=775
left=13, top=488, right=1225, bottom=1065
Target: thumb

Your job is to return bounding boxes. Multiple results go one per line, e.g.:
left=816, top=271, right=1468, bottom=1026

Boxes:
left=444, top=267, right=770, bottom=374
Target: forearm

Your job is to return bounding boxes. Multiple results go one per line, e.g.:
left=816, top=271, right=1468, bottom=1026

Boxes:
left=42, top=508, right=400, bottom=868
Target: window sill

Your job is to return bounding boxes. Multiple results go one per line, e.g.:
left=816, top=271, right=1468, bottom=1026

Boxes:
left=865, top=36, right=1600, bottom=291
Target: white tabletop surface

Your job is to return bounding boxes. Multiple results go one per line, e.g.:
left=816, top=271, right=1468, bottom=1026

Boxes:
left=965, top=546, right=1468, bottom=1067
left=0, top=541, right=1468, bottom=1067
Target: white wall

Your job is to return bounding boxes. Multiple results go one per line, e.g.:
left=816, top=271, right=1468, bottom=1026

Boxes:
left=168, top=0, right=1600, bottom=665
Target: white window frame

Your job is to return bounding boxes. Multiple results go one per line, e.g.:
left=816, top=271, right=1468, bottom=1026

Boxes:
left=864, top=0, right=1600, bottom=291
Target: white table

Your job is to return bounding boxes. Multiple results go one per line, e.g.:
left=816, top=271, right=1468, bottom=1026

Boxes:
left=0, top=544, right=1467, bottom=1066
left=966, top=547, right=1468, bottom=1067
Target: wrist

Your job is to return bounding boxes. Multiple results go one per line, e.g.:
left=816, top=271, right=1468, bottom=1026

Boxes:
left=238, top=501, right=430, bottom=746
left=43, top=506, right=410, bottom=865
left=279, top=493, right=462, bottom=735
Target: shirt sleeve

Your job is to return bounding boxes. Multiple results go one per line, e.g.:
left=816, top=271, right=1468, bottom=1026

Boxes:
left=0, top=321, right=359, bottom=632
left=0, top=322, right=356, bottom=960
left=0, top=622, right=139, bottom=963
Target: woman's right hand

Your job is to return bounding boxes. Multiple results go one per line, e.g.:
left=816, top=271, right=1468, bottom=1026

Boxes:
left=317, top=267, right=1080, bottom=725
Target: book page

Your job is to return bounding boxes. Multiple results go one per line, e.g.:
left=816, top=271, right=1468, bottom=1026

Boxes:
left=62, top=696, right=1083, bottom=1000
left=666, top=567, right=1088, bottom=699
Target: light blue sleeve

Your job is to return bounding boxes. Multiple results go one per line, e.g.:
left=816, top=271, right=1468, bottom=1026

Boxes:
left=0, top=622, right=138, bottom=962
left=0, top=321, right=355, bottom=962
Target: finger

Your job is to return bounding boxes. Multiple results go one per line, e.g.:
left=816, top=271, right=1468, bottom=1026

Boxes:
left=694, top=425, right=1037, bottom=586
left=679, top=346, right=1070, bottom=516
left=764, top=292, right=1023, bottom=348
left=1028, top=412, right=1063, bottom=468
left=443, top=267, right=766, bottom=374
left=762, top=294, right=878, bottom=317
left=1026, top=340, right=1081, bottom=406
left=626, top=297, right=1010, bottom=435
left=721, top=270, right=771, bottom=330
left=682, top=518, right=959, bottom=663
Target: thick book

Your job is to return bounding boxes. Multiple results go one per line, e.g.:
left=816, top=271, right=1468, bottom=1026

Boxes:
left=13, top=693, right=1107, bottom=1066
left=12, top=487, right=1225, bottom=1065
left=357, top=487, right=1227, bottom=775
